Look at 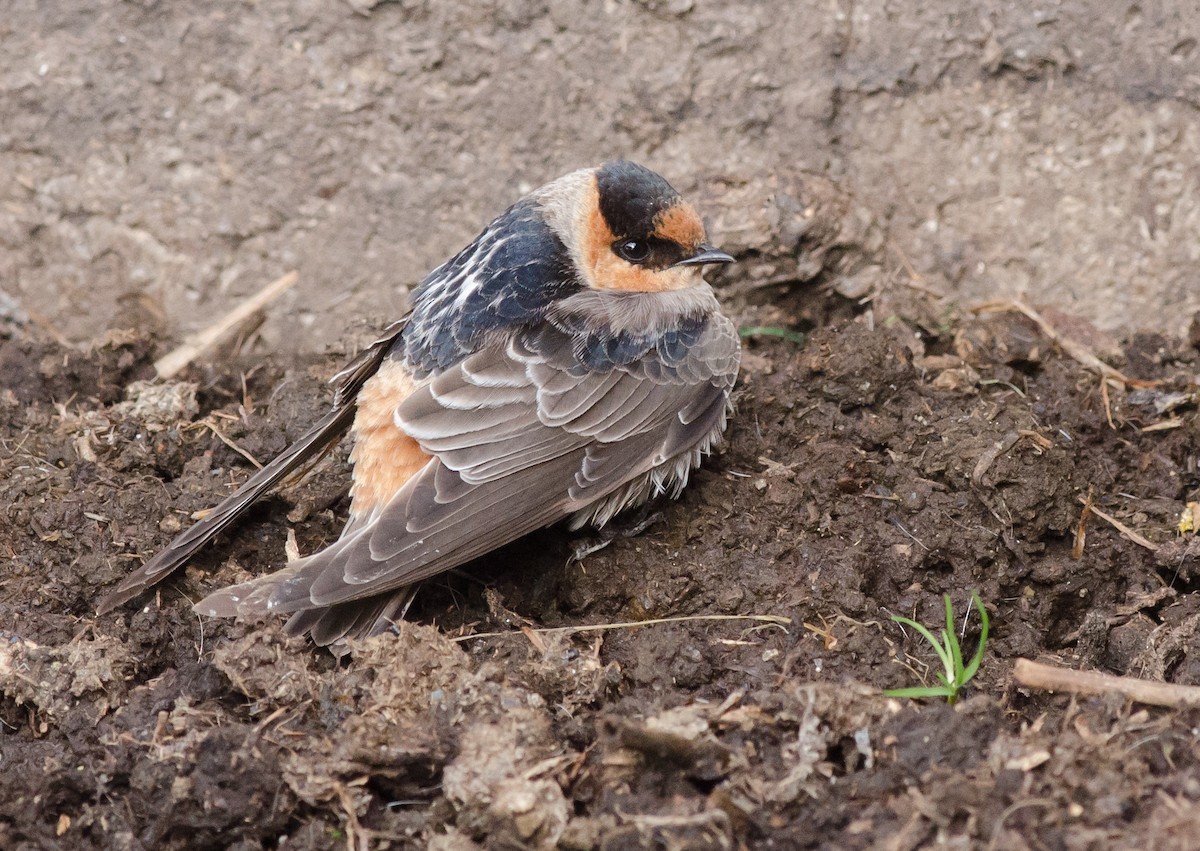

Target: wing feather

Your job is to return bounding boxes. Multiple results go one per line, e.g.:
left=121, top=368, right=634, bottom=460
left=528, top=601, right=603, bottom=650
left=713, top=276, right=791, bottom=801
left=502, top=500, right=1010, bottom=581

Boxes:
left=195, top=311, right=740, bottom=628
left=97, top=315, right=411, bottom=614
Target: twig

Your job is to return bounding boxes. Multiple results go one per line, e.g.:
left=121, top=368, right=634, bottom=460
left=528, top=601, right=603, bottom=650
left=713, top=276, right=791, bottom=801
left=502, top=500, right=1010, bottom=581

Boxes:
left=1072, top=488, right=1093, bottom=560
left=202, top=417, right=264, bottom=469
left=615, top=808, right=731, bottom=832
left=1079, top=497, right=1160, bottom=552
left=1142, top=418, right=1184, bottom=433
left=334, top=783, right=370, bottom=851
left=888, top=240, right=947, bottom=298
left=450, top=613, right=792, bottom=643
left=972, top=299, right=1155, bottom=388
left=154, top=271, right=299, bottom=379
left=1100, top=376, right=1116, bottom=429
left=1013, top=659, right=1200, bottom=709
left=24, top=306, right=74, bottom=349
left=803, top=618, right=838, bottom=650
left=972, top=432, right=1021, bottom=485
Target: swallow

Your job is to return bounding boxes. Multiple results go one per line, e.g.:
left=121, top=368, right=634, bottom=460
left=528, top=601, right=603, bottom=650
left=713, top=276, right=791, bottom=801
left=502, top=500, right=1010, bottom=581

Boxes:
left=98, top=160, right=740, bottom=648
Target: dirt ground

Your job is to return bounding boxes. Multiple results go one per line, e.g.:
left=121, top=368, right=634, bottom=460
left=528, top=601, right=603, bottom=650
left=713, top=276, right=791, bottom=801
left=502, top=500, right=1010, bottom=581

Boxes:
left=4, top=2, right=1200, bottom=850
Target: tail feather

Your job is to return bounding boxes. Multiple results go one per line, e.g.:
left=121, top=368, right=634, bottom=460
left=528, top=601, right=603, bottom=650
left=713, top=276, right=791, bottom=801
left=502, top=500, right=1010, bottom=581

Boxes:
left=95, top=404, right=356, bottom=614
left=96, top=316, right=410, bottom=615
left=196, top=562, right=416, bottom=651
left=285, top=587, right=417, bottom=650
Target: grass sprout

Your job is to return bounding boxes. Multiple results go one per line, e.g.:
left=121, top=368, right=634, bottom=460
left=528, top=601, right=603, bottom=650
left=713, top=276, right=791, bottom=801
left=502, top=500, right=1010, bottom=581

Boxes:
left=884, top=591, right=989, bottom=703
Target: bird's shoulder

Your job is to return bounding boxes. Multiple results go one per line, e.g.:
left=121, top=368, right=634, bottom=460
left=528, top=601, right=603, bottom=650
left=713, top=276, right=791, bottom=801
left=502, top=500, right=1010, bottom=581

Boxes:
left=398, top=198, right=578, bottom=375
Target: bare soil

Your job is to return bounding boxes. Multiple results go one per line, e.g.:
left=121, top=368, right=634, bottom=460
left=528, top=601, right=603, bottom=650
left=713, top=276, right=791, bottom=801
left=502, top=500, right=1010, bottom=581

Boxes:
left=4, top=2, right=1200, bottom=850
left=4, top=193, right=1200, bottom=848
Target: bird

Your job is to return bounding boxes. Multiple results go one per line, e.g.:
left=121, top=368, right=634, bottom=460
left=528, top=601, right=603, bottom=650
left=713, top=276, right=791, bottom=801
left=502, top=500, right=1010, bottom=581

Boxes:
left=97, top=160, right=741, bottom=648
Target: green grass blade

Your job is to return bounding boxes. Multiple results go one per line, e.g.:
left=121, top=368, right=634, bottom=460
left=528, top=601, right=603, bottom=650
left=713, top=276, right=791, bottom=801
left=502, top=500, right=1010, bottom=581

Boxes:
left=943, top=595, right=965, bottom=684
left=959, top=592, right=990, bottom=683
left=891, top=613, right=955, bottom=682
left=892, top=616, right=949, bottom=662
left=887, top=592, right=991, bottom=704
left=883, top=686, right=956, bottom=699
left=940, top=626, right=959, bottom=683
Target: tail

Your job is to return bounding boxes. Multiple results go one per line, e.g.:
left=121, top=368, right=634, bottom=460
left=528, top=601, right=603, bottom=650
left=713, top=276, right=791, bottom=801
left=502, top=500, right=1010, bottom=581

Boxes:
left=96, top=316, right=410, bottom=614
left=95, top=404, right=356, bottom=613
left=289, top=587, right=418, bottom=653
left=196, top=549, right=420, bottom=652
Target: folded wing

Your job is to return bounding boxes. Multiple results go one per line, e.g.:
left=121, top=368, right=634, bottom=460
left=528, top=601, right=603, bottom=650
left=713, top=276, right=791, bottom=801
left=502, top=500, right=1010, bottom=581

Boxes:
left=196, top=316, right=739, bottom=632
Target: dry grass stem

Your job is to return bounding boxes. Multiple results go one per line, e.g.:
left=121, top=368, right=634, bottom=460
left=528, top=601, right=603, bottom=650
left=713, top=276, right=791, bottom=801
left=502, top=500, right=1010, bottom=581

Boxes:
left=451, top=613, right=792, bottom=643
left=1142, top=418, right=1184, bottom=433
left=1079, top=496, right=1160, bottom=552
left=202, top=417, right=264, bottom=469
left=973, top=299, right=1156, bottom=388
left=1100, top=376, right=1116, bottom=429
left=1072, top=489, right=1093, bottom=560
left=154, top=270, right=300, bottom=379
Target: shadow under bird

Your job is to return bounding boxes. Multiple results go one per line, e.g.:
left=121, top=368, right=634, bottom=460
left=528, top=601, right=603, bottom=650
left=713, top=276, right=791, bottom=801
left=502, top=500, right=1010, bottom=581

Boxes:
left=98, top=160, right=741, bottom=648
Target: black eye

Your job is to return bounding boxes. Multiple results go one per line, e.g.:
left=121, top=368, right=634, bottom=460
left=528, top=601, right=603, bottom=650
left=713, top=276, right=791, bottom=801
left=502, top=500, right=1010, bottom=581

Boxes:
left=614, top=239, right=651, bottom=264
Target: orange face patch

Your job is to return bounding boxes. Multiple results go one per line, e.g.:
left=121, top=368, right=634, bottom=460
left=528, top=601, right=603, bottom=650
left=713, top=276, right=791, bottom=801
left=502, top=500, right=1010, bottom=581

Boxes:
left=581, top=177, right=705, bottom=292
left=580, top=178, right=615, bottom=279
left=589, top=247, right=702, bottom=292
left=349, top=360, right=430, bottom=517
left=651, top=201, right=705, bottom=251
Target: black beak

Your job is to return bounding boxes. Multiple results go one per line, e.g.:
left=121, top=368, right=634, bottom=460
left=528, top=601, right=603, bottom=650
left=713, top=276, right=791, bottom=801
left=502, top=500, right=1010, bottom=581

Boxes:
left=673, top=245, right=736, bottom=268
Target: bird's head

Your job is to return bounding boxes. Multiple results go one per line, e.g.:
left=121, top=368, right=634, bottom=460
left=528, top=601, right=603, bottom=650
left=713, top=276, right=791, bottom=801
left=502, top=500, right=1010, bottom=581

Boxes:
left=539, top=160, right=734, bottom=293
